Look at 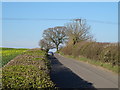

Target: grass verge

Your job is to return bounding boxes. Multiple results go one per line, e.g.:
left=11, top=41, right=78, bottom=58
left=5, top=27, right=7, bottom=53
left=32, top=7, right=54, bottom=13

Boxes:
left=59, top=52, right=118, bottom=74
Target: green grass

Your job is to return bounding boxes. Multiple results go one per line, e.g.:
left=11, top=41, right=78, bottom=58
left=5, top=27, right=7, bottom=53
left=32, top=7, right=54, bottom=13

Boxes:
left=1, top=47, right=28, bottom=67
left=2, top=49, right=55, bottom=88
left=0, top=68, right=1, bottom=89
left=60, top=52, right=118, bottom=73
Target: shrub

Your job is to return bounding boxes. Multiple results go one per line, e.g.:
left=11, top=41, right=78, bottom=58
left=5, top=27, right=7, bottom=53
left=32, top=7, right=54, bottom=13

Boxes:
left=60, top=42, right=118, bottom=67
left=2, top=49, right=55, bottom=89
left=99, top=44, right=118, bottom=66
left=2, top=65, right=54, bottom=88
left=60, top=44, right=73, bottom=55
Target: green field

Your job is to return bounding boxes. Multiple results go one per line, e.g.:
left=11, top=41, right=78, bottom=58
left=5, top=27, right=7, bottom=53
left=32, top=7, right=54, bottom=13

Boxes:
left=1, top=48, right=55, bottom=88
left=0, top=47, right=28, bottom=67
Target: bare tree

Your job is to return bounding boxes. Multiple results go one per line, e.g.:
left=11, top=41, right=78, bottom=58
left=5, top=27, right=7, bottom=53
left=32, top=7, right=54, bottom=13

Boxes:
left=65, top=19, right=93, bottom=45
left=39, top=38, right=54, bottom=52
left=43, top=26, right=67, bottom=51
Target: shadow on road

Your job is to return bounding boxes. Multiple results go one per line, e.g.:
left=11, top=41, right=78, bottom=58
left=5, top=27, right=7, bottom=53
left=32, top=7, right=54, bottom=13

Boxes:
left=48, top=55, right=96, bottom=89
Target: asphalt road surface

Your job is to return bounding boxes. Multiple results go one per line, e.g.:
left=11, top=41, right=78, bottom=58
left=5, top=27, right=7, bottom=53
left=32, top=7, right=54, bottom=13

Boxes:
left=49, top=53, right=118, bottom=88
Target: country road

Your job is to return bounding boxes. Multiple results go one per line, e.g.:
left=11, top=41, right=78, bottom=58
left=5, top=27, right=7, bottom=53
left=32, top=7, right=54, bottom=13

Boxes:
left=49, top=53, right=118, bottom=88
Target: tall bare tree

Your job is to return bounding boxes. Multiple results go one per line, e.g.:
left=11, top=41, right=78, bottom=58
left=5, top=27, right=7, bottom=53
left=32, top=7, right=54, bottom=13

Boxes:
left=43, top=26, right=67, bottom=51
left=65, top=19, right=93, bottom=45
left=39, top=38, right=54, bottom=52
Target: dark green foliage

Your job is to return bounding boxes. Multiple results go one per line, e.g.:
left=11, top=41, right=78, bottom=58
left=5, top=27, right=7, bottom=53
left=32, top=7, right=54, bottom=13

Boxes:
left=2, top=49, right=55, bottom=89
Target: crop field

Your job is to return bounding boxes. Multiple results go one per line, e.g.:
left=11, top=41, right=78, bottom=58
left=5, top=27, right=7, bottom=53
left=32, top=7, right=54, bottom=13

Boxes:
left=2, top=48, right=55, bottom=88
left=0, top=48, right=28, bottom=67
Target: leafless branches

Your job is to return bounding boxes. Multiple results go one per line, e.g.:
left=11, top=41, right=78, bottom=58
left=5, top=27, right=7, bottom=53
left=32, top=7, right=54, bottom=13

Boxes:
left=65, top=19, right=93, bottom=45
left=39, top=19, right=93, bottom=52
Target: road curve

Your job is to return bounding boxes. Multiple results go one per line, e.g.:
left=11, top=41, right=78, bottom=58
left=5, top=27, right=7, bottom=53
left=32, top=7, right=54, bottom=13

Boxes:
left=49, top=53, right=118, bottom=88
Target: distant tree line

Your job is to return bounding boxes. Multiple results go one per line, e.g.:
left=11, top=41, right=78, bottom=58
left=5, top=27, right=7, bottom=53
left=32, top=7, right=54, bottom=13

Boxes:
left=39, top=19, right=93, bottom=52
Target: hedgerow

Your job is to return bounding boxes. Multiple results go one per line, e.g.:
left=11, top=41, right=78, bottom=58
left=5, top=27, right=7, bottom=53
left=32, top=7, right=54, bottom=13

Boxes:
left=60, top=41, right=118, bottom=67
left=2, top=49, right=55, bottom=89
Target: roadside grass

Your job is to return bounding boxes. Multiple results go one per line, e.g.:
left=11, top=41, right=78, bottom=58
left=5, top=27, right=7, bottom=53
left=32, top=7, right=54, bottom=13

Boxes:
left=59, top=52, right=118, bottom=74
left=1, top=48, right=28, bottom=67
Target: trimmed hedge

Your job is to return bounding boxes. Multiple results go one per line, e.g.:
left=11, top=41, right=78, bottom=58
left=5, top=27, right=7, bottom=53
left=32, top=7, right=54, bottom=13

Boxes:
left=60, top=41, right=118, bottom=66
left=2, top=49, right=55, bottom=89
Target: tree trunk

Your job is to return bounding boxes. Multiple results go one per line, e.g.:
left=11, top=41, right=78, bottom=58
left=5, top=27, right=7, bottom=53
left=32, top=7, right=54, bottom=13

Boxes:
left=56, top=45, right=59, bottom=52
left=73, top=39, right=76, bottom=45
left=46, top=49, right=49, bottom=53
